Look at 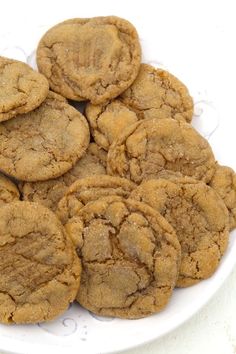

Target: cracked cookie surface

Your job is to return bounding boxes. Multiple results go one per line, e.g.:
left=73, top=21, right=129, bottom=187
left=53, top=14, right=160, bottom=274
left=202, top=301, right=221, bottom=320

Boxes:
left=120, top=64, right=193, bottom=123
left=0, top=91, right=90, bottom=182
left=65, top=196, right=180, bottom=318
left=37, top=16, right=141, bottom=104
left=57, top=175, right=136, bottom=225
left=86, top=99, right=139, bottom=151
left=0, top=173, right=20, bottom=207
left=0, top=201, right=81, bottom=324
left=209, top=164, right=236, bottom=230
left=107, top=118, right=216, bottom=184
left=0, top=56, right=49, bottom=122
left=20, top=143, right=107, bottom=211
left=130, top=177, right=229, bottom=287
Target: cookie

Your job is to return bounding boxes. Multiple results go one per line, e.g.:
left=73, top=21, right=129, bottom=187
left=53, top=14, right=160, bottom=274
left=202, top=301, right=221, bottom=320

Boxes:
left=20, top=143, right=107, bottom=211
left=65, top=196, right=180, bottom=319
left=209, top=164, right=236, bottom=230
left=57, top=175, right=136, bottom=225
left=130, top=177, right=229, bottom=287
left=0, top=56, right=49, bottom=122
left=0, top=91, right=90, bottom=182
left=0, top=173, right=20, bottom=207
left=107, top=118, right=216, bottom=184
left=85, top=64, right=193, bottom=151
left=0, top=201, right=81, bottom=324
left=120, top=64, right=193, bottom=123
left=37, top=16, right=141, bottom=104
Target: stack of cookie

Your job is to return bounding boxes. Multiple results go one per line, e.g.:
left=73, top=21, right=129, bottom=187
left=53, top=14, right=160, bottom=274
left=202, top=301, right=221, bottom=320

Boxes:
left=0, top=16, right=235, bottom=324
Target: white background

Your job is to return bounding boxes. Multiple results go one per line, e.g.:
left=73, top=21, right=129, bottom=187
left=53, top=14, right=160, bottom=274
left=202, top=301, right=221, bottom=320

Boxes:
left=0, top=0, right=236, bottom=353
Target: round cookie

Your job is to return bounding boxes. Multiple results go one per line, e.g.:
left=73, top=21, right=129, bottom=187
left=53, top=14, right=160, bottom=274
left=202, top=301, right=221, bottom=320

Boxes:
left=120, top=64, right=194, bottom=123
left=57, top=175, right=136, bottom=225
left=65, top=196, right=180, bottom=319
left=37, top=16, right=141, bottom=104
left=107, top=118, right=216, bottom=184
left=130, top=177, right=229, bottom=287
left=0, top=173, right=20, bottom=207
left=0, top=56, right=49, bottom=122
left=0, top=91, right=90, bottom=182
left=209, top=164, right=236, bottom=230
left=86, top=64, right=194, bottom=150
left=0, top=201, right=81, bottom=324
left=20, top=143, right=107, bottom=212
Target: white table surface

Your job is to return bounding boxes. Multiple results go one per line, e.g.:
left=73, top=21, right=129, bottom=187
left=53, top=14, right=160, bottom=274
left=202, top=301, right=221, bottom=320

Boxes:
left=1, top=0, right=236, bottom=353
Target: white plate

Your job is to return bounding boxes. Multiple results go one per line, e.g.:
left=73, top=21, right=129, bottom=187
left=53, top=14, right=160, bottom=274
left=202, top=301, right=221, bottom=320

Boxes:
left=0, top=24, right=236, bottom=354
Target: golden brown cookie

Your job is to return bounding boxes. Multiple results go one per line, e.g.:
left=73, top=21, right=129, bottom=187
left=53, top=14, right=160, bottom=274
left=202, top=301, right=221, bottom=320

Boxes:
left=120, top=64, right=193, bottom=123
left=0, top=173, right=20, bottom=207
left=107, top=118, right=216, bottom=184
left=130, top=177, right=229, bottom=287
left=0, top=56, right=49, bottom=122
left=20, top=143, right=107, bottom=211
left=85, top=65, right=193, bottom=151
left=0, top=92, right=90, bottom=182
left=65, top=196, right=180, bottom=319
left=37, top=16, right=141, bottom=104
left=209, top=164, right=236, bottom=230
left=57, top=175, right=136, bottom=225
left=0, top=201, right=81, bottom=324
